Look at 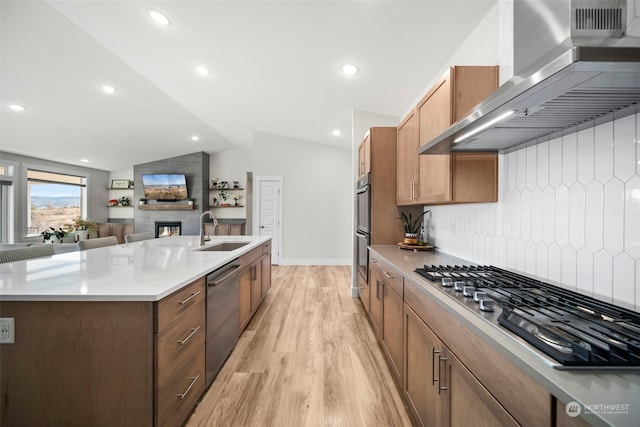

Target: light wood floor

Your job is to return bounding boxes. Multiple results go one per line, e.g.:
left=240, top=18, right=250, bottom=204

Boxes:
left=186, top=265, right=413, bottom=427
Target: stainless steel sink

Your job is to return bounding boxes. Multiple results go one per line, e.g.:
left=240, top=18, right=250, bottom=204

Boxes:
left=198, top=242, right=250, bottom=251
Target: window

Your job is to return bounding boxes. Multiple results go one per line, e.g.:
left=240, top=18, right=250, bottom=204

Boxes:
left=26, top=169, right=86, bottom=237
left=0, top=163, right=15, bottom=243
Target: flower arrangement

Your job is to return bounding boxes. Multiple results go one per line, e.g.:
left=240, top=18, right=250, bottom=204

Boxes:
left=232, top=194, right=241, bottom=206
left=68, top=217, right=98, bottom=232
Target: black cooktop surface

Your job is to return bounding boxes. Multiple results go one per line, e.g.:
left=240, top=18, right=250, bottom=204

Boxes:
left=415, top=265, right=640, bottom=369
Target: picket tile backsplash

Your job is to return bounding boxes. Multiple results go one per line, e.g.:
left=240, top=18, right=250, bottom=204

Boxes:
left=427, top=110, right=640, bottom=311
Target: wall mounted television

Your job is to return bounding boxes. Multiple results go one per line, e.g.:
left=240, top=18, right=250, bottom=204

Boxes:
left=141, top=174, right=188, bottom=201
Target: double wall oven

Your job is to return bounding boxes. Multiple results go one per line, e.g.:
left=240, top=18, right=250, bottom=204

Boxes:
left=355, top=174, right=370, bottom=282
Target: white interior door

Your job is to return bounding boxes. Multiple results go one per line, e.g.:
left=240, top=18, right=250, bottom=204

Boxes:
left=255, top=177, right=282, bottom=264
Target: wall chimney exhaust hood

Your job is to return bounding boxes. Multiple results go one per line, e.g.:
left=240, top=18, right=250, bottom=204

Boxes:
left=420, top=0, right=640, bottom=155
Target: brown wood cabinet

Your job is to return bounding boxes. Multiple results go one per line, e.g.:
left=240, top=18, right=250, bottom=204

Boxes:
left=381, top=268, right=403, bottom=381
left=261, top=242, right=272, bottom=297
left=404, top=304, right=445, bottom=427
left=397, top=66, right=499, bottom=206
left=404, top=276, right=551, bottom=427
left=367, top=255, right=404, bottom=383
left=239, top=243, right=270, bottom=331
left=369, top=260, right=384, bottom=337
left=0, top=277, right=207, bottom=427
left=403, top=303, right=518, bottom=427
left=98, top=222, right=134, bottom=243
left=154, top=278, right=206, bottom=427
left=358, top=132, right=371, bottom=180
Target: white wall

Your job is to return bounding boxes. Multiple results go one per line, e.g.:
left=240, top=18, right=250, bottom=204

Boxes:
left=253, top=131, right=352, bottom=265
left=210, top=148, right=252, bottom=219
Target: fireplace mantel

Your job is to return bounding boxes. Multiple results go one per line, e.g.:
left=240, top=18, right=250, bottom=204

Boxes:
left=138, top=205, right=194, bottom=210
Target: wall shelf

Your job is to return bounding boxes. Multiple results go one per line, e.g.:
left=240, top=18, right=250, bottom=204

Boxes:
left=138, top=205, right=195, bottom=210
left=209, top=205, right=244, bottom=208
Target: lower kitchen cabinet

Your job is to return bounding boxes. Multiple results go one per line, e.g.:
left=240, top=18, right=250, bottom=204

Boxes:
left=404, top=304, right=445, bottom=427
left=369, top=266, right=384, bottom=337
left=444, top=347, right=518, bottom=427
left=155, top=278, right=205, bottom=427
left=366, top=256, right=404, bottom=384
left=403, top=304, right=518, bottom=427
left=239, top=242, right=271, bottom=331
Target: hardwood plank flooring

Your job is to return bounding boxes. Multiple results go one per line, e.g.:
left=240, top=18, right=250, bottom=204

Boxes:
left=186, top=265, right=412, bottom=427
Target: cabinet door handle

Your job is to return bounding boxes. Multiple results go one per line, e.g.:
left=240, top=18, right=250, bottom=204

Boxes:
left=431, top=346, right=440, bottom=386
left=376, top=279, right=384, bottom=300
left=438, top=354, right=448, bottom=394
left=411, top=181, right=415, bottom=200
left=177, top=374, right=200, bottom=400
left=177, top=326, right=201, bottom=345
left=382, top=271, right=394, bottom=280
left=179, top=291, right=200, bottom=305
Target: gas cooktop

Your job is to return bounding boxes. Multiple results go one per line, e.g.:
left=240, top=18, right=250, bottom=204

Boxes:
left=414, top=265, right=640, bottom=369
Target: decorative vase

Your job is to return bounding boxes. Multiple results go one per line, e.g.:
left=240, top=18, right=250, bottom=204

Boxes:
left=75, top=230, right=89, bottom=241
left=404, top=233, right=418, bottom=244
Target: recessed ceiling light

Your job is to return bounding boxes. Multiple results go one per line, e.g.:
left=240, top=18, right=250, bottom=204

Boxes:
left=191, top=135, right=200, bottom=142
left=8, top=104, right=25, bottom=111
left=341, top=64, right=359, bottom=76
left=194, top=65, right=210, bottom=76
left=148, top=9, right=170, bottom=26
left=332, top=129, right=342, bottom=137
left=101, top=85, right=117, bottom=94
left=80, top=159, right=89, bottom=163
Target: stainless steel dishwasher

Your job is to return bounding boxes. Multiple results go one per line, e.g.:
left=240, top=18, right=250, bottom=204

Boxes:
left=205, top=259, right=240, bottom=387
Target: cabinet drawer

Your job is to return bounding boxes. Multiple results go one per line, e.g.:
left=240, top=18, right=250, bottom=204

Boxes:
left=369, top=253, right=382, bottom=273
left=156, top=278, right=205, bottom=332
left=380, top=260, right=403, bottom=297
left=156, top=300, right=205, bottom=381
left=240, top=246, right=262, bottom=267
left=155, top=347, right=205, bottom=427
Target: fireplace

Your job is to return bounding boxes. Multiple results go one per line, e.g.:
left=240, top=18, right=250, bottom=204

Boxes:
left=155, top=221, right=182, bottom=238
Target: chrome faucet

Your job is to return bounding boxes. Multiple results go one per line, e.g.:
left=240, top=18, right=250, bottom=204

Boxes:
left=199, top=210, right=218, bottom=246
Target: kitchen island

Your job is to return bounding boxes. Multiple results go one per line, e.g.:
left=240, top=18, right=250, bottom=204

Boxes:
left=0, top=235, right=271, bottom=427
left=367, top=245, right=639, bottom=427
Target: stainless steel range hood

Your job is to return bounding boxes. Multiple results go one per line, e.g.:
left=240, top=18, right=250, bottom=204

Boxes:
left=420, top=0, right=640, bottom=155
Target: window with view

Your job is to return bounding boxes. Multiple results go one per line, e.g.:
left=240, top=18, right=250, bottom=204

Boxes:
left=26, top=169, right=86, bottom=237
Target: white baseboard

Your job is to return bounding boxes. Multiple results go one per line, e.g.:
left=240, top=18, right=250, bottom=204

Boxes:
left=278, top=258, right=352, bottom=266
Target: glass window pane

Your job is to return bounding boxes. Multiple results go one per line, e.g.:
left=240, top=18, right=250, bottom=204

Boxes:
left=26, top=170, right=85, bottom=237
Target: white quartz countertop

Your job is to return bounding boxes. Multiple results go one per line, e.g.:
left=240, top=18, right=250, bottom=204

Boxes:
left=0, top=235, right=270, bottom=302
left=370, top=245, right=640, bottom=427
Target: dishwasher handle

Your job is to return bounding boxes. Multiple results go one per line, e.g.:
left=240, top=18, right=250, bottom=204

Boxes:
left=207, top=261, right=240, bottom=287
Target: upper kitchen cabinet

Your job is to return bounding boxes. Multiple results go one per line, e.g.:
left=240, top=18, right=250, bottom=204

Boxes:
left=398, top=66, right=499, bottom=206
left=357, top=132, right=371, bottom=180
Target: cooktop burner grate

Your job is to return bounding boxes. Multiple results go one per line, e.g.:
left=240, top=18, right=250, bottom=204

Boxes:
left=414, top=264, right=640, bottom=368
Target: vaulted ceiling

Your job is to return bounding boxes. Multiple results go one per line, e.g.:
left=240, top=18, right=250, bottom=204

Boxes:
left=1, top=0, right=496, bottom=171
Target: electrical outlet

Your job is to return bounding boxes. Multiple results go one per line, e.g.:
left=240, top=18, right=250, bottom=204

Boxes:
left=0, top=318, right=15, bottom=344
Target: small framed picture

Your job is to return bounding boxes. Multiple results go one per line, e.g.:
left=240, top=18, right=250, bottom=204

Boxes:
left=111, top=179, right=130, bottom=189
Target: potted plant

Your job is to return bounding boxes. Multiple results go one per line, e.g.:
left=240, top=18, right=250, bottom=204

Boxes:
left=232, top=194, right=241, bottom=206
left=41, top=227, right=70, bottom=243
left=139, top=198, right=146, bottom=205
left=68, top=217, right=98, bottom=241
left=218, top=182, right=229, bottom=205
left=119, top=196, right=130, bottom=206
left=400, top=210, right=430, bottom=244
left=187, top=198, right=195, bottom=206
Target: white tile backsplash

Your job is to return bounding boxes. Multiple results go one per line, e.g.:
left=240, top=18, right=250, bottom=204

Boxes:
left=428, top=112, right=640, bottom=311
